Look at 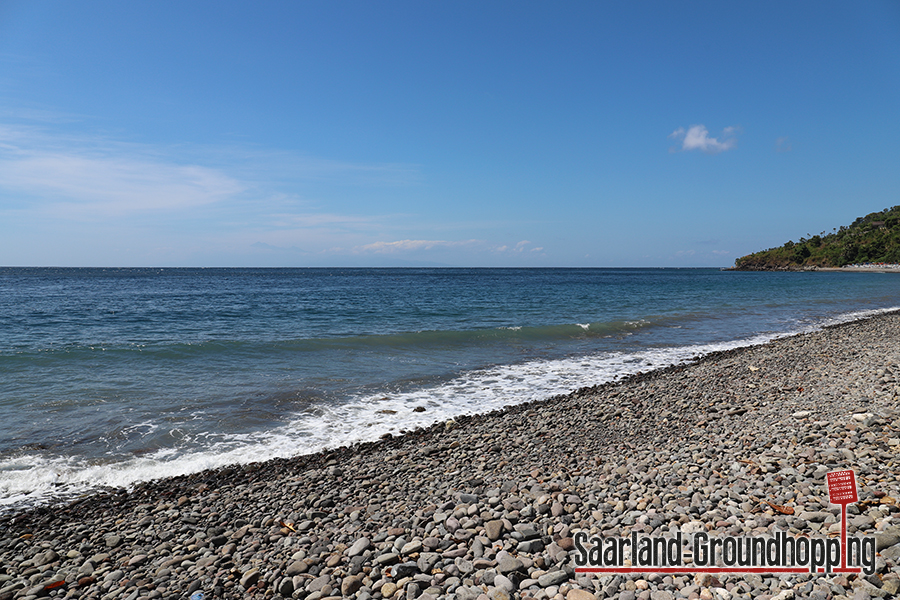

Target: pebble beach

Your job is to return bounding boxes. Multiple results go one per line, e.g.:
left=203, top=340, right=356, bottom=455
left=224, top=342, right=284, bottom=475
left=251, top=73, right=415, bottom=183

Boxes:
left=3, top=311, right=900, bottom=600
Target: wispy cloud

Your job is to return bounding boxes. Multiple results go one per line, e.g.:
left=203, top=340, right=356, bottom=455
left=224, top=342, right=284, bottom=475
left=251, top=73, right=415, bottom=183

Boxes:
left=263, top=154, right=420, bottom=187
left=0, top=152, right=244, bottom=215
left=669, top=124, right=738, bottom=154
left=0, top=124, right=422, bottom=221
left=775, top=136, right=792, bottom=153
left=212, top=145, right=422, bottom=188
left=0, top=125, right=244, bottom=216
left=355, top=239, right=482, bottom=253
left=267, top=212, right=383, bottom=230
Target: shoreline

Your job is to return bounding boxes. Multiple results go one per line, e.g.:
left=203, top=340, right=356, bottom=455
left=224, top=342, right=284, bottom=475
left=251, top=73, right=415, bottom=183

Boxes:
left=816, top=266, right=900, bottom=273
left=728, top=266, right=900, bottom=273
left=3, top=311, right=900, bottom=600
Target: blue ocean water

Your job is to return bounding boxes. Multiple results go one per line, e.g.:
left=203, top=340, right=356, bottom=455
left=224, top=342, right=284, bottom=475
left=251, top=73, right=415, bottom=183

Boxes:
left=1, top=267, right=898, bottom=511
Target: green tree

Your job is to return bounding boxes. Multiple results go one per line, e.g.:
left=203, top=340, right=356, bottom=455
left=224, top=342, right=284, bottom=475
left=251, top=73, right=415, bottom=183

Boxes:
left=840, top=242, right=859, bottom=264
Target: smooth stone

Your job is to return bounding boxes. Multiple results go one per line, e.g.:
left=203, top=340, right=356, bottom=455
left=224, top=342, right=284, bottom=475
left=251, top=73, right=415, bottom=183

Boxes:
left=342, top=575, right=363, bottom=596
left=852, top=515, right=876, bottom=529
left=880, top=545, right=900, bottom=561
left=456, top=586, right=480, bottom=600
left=488, top=588, right=509, bottom=600
left=308, top=575, right=331, bottom=592
left=394, top=562, right=419, bottom=579
left=381, top=582, right=398, bottom=597
left=497, top=556, right=524, bottom=574
left=798, top=511, right=830, bottom=523
left=240, top=568, right=260, bottom=589
left=852, top=578, right=888, bottom=598
left=278, top=577, right=294, bottom=596
left=104, top=569, right=125, bottom=583
left=455, top=557, right=475, bottom=575
left=493, top=575, right=515, bottom=592
left=417, top=553, right=440, bottom=573
left=348, top=537, right=371, bottom=557
left=876, top=532, right=900, bottom=551
left=34, top=550, right=59, bottom=566
left=286, top=559, right=309, bottom=576
left=485, top=520, right=504, bottom=541
left=375, top=552, right=400, bottom=565
left=882, top=579, right=900, bottom=595
left=538, top=571, right=569, bottom=587
left=406, top=582, right=421, bottom=600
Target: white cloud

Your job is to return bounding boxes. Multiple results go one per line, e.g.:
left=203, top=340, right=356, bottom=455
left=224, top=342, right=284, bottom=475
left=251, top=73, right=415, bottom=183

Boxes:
left=0, top=125, right=244, bottom=216
left=356, top=239, right=482, bottom=253
left=0, top=124, right=421, bottom=220
left=669, top=124, right=738, bottom=154
left=492, top=240, right=544, bottom=253
left=0, top=152, right=244, bottom=215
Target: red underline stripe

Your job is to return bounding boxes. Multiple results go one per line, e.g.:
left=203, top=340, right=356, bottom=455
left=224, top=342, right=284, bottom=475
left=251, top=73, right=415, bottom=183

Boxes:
left=575, top=567, right=861, bottom=574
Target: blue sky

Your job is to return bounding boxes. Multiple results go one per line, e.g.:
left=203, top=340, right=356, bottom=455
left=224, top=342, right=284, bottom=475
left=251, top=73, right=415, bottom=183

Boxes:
left=1, top=1, right=898, bottom=267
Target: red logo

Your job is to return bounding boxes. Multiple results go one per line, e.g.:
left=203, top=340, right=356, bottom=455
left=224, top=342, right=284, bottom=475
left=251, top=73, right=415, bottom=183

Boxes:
left=826, top=470, right=858, bottom=505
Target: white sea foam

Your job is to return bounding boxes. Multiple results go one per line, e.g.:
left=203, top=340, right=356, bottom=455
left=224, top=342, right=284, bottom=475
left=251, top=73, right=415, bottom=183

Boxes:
left=1, top=306, right=897, bottom=512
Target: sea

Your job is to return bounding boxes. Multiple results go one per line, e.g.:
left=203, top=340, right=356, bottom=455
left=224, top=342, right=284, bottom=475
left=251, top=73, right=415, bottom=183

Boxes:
left=1, top=267, right=899, bottom=513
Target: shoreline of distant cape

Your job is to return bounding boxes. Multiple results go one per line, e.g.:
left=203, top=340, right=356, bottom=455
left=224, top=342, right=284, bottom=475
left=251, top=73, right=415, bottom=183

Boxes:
left=727, top=264, right=900, bottom=273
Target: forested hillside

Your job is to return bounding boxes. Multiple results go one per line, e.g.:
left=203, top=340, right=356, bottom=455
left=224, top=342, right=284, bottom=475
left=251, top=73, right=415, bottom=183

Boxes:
left=734, top=206, right=900, bottom=270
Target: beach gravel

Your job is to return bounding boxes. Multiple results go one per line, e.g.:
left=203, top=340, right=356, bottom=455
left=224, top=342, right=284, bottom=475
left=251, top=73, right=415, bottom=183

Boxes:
left=3, top=312, right=900, bottom=599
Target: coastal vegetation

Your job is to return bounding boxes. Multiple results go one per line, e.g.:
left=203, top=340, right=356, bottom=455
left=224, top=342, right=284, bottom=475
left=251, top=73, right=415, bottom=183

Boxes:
left=734, top=205, right=900, bottom=270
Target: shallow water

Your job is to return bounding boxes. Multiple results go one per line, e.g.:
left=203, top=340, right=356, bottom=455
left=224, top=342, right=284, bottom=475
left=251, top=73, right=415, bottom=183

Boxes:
left=1, top=267, right=898, bottom=511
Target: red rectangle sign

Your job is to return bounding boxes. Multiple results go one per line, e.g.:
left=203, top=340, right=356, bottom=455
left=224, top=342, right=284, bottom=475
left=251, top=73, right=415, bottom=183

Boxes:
left=826, top=469, right=858, bottom=505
